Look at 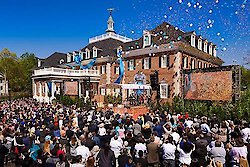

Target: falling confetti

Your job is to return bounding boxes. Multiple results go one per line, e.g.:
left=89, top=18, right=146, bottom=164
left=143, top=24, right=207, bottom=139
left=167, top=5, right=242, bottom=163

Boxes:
left=190, top=23, right=193, bottom=27
left=209, top=9, right=213, bottom=13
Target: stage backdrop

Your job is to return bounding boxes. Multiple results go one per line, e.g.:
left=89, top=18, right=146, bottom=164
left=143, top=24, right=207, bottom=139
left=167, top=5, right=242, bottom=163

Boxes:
left=64, top=81, right=78, bottom=96
left=183, top=70, right=233, bottom=101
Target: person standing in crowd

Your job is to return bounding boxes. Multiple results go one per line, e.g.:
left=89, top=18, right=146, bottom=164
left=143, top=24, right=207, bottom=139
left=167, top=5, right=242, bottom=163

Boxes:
left=0, top=139, right=8, bottom=167
left=162, top=136, right=176, bottom=167
left=97, top=143, right=116, bottom=167
left=2, top=98, right=250, bottom=167
left=147, top=136, right=160, bottom=167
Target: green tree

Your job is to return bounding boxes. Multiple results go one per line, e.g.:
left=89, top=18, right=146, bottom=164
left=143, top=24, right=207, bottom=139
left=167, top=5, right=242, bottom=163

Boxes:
left=241, top=66, right=250, bottom=90
left=0, top=48, right=17, bottom=58
left=19, top=52, right=37, bottom=92
left=0, top=49, right=37, bottom=94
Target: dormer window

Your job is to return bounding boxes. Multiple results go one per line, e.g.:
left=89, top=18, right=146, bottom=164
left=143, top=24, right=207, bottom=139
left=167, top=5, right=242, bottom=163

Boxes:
left=117, top=46, right=123, bottom=56
left=85, top=48, right=90, bottom=59
left=38, top=59, right=42, bottom=67
left=93, top=47, right=98, bottom=58
left=204, top=40, right=208, bottom=53
left=198, top=38, right=202, bottom=50
left=59, top=59, right=65, bottom=65
left=213, top=46, right=217, bottom=57
left=79, top=51, right=84, bottom=60
left=191, top=32, right=196, bottom=47
left=209, top=44, right=213, bottom=55
left=67, top=53, right=72, bottom=63
left=143, top=30, right=151, bottom=48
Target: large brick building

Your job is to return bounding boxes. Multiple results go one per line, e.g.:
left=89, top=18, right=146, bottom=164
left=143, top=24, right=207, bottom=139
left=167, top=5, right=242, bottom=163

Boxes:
left=32, top=12, right=223, bottom=106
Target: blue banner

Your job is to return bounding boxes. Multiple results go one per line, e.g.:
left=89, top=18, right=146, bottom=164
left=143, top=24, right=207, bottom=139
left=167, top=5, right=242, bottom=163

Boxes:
left=114, top=57, right=124, bottom=84
left=81, top=58, right=97, bottom=69
left=47, top=82, right=52, bottom=94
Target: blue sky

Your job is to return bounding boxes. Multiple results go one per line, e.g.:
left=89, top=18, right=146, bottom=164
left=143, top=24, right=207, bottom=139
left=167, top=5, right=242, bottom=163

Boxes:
left=0, top=0, right=249, bottom=65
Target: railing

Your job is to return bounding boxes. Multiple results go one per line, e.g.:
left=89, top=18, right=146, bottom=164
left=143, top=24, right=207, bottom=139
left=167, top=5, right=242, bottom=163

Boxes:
left=89, top=33, right=132, bottom=43
left=33, top=67, right=100, bottom=77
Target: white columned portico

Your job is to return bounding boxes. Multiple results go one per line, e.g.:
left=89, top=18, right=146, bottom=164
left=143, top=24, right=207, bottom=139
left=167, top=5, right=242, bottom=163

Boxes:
left=45, top=81, right=48, bottom=98
left=39, top=82, right=42, bottom=98
left=32, top=79, right=36, bottom=98
left=51, top=81, right=55, bottom=99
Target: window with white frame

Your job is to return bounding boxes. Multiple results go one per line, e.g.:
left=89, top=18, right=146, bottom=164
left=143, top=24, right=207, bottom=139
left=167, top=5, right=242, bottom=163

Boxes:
left=183, top=57, right=188, bottom=69
left=160, top=84, right=168, bottom=98
left=85, top=49, right=90, bottom=59
left=143, top=57, right=150, bottom=69
left=144, top=35, right=150, bottom=47
left=101, top=65, right=106, bottom=74
left=93, top=47, right=98, bottom=58
left=213, top=47, right=217, bottom=57
left=209, top=45, right=213, bottom=55
left=101, top=88, right=106, bottom=95
left=198, top=39, right=202, bottom=50
left=191, top=59, right=195, bottom=69
left=115, top=66, right=119, bottom=74
left=79, top=51, right=84, bottom=60
left=204, top=63, right=207, bottom=68
left=198, top=61, right=202, bottom=68
left=204, top=42, right=208, bottom=53
left=67, top=54, right=72, bottom=63
left=161, top=55, right=169, bottom=68
left=59, top=59, right=65, bottom=64
left=128, top=59, right=135, bottom=71
left=191, top=34, right=196, bottom=47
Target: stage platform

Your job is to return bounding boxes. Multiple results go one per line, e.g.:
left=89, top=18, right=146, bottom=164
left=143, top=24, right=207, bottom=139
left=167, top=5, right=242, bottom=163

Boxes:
left=112, top=105, right=150, bottom=119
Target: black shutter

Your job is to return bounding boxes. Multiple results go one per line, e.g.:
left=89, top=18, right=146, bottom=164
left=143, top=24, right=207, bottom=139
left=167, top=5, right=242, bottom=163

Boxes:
left=105, top=65, right=106, bottom=73
left=128, top=60, right=130, bottom=71
left=142, top=59, right=144, bottom=69
left=100, top=66, right=102, bottom=74
left=182, top=57, right=185, bottom=68
left=149, top=57, right=151, bottom=69
left=168, top=85, right=171, bottom=98
left=159, top=56, right=161, bottom=68
left=114, top=66, right=116, bottom=74
left=167, top=56, right=169, bottom=67
left=134, top=59, right=136, bottom=70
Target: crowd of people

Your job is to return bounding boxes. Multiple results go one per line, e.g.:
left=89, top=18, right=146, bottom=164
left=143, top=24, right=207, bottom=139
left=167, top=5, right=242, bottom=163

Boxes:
left=0, top=98, right=250, bottom=167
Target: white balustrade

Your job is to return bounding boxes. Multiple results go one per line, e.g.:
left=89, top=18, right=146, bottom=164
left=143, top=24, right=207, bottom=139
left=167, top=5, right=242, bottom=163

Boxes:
left=89, top=33, right=132, bottom=43
left=33, top=67, right=100, bottom=77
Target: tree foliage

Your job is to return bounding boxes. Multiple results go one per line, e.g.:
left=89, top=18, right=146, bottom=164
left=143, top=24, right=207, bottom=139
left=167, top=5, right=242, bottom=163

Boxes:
left=0, top=48, right=37, bottom=94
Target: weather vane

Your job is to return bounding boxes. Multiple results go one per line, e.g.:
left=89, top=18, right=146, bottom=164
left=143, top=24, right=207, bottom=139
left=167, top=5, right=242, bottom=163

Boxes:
left=107, top=8, right=114, bottom=15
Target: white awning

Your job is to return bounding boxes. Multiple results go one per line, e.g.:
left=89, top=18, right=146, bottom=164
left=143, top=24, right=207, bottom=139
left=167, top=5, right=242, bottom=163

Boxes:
left=119, top=84, right=151, bottom=90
